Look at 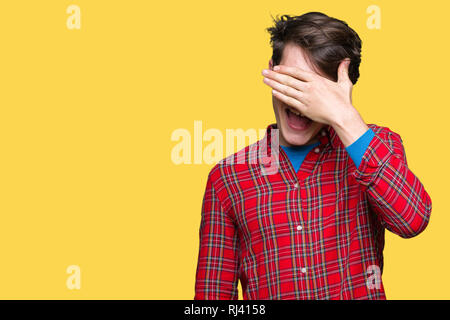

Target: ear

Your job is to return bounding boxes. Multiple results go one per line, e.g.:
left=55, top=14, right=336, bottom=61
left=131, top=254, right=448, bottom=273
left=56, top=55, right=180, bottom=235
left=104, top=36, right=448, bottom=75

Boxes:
left=337, top=58, right=351, bottom=85
left=269, top=59, right=274, bottom=70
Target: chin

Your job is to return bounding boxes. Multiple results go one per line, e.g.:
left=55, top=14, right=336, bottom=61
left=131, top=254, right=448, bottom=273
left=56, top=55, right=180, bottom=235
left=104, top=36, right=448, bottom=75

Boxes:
left=280, top=126, right=320, bottom=146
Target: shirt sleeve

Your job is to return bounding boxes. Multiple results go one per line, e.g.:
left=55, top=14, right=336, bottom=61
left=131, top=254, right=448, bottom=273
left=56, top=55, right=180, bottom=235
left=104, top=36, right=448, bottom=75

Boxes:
left=353, top=127, right=432, bottom=238
left=194, top=172, right=240, bottom=299
left=346, top=128, right=375, bottom=169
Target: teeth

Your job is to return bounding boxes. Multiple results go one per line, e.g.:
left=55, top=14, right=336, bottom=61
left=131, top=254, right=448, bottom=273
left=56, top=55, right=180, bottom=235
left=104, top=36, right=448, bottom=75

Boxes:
left=289, top=108, right=303, bottom=117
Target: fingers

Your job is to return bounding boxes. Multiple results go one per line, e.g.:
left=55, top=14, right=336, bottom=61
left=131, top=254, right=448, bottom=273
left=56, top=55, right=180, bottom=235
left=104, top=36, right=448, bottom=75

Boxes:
left=263, top=76, right=306, bottom=105
left=273, top=65, right=315, bottom=82
left=272, top=89, right=306, bottom=112
left=262, top=68, right=309, bottom=92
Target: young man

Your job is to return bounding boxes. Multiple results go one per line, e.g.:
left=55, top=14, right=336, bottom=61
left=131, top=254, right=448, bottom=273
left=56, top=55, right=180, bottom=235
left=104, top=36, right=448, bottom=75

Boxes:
left=194, top=12, right=432, bottom=300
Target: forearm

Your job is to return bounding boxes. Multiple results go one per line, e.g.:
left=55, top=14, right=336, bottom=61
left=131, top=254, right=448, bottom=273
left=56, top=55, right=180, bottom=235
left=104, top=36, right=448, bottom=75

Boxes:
left=332, top=106, right=431, bottom=238
left=351, top=127, right=432, bottom=238
left=364, top=154, right=432, bottom=237
left=194, top=174, right=240, bottom=299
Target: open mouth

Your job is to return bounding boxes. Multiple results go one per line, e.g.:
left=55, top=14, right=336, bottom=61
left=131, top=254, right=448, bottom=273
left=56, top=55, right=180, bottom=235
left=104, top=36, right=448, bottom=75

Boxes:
left=284, top=107, right=312, bottom=130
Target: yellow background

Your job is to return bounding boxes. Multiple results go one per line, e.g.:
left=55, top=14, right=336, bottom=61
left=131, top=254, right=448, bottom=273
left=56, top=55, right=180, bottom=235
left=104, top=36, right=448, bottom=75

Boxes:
left=0, top=0, right=447, bottom=299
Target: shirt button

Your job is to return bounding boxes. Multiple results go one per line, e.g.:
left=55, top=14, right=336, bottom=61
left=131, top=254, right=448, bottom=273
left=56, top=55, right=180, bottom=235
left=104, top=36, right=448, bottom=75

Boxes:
left=297, top=225, right=303, bottom=231
left=314, top=147, right=320, bottom=153
left=261, top=155, right=274, bottom=166
left=301, top=267, right=307, bottom=273
left=321, top=130, right=326, bottom=136
left=293, top=182, right=299, bottom=189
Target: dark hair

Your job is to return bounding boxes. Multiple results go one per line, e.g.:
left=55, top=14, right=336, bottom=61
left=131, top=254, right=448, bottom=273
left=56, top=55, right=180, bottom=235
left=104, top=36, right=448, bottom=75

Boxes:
left=266, top=12, right=362, bottom=84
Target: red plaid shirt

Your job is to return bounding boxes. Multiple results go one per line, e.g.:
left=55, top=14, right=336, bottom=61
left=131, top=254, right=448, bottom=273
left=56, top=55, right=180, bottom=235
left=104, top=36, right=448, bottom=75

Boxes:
left=194, top=123, right=432, bottom=300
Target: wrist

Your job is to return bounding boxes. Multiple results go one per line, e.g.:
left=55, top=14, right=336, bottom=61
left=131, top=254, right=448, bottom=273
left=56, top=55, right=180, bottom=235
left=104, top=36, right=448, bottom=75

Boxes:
left=331, top=105, right=369, bottom=148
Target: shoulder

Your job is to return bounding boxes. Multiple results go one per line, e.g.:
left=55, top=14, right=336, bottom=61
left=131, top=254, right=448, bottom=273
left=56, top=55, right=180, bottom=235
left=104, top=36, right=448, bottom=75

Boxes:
left=206, top=141, right=258, bottom=186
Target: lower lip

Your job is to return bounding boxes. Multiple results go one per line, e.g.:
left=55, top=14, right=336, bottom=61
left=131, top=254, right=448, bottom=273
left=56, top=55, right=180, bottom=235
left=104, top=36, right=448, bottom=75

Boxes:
left=285, top=108, right=313, bottom=131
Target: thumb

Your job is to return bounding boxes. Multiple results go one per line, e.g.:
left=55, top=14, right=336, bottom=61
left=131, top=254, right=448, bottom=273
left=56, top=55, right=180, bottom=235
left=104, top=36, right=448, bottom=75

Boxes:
left=337, top=58, right=351, bottom=85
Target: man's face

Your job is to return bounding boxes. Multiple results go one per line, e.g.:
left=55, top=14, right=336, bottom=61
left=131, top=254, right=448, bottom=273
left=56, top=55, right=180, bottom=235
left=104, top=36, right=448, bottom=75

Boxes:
left=270, top=42, right=326, bottom=147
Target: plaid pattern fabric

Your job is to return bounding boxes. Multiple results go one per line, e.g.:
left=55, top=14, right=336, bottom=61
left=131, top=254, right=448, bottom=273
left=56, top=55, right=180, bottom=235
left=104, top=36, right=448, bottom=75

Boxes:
left=194, top=123, right=432, bottom=300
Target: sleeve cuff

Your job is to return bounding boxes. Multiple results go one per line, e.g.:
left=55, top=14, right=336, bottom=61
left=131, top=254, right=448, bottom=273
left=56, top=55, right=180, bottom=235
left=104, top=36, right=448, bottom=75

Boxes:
left=346, top=128, right=375, bottom=169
